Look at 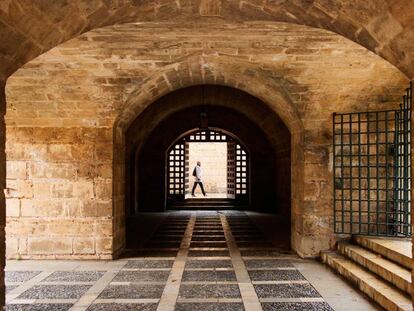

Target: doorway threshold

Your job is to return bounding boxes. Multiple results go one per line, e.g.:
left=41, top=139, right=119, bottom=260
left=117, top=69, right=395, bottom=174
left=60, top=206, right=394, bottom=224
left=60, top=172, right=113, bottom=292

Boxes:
left=168, top=199, right=248, bottom=210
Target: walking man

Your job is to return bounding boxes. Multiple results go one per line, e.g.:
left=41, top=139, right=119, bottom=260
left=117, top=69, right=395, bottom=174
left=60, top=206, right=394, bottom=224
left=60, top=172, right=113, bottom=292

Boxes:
left=191, top=161, right=207, bottom=197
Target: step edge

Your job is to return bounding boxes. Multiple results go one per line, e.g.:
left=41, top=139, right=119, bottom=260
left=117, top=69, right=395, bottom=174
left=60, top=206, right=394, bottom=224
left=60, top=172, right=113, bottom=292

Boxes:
left=322, top=252, right=412, bottom=311
left=338, top=242, right=411, bottom=280
left=354, top=236, right=412, bottom=270
left=337, top=243, right=411, bottom=295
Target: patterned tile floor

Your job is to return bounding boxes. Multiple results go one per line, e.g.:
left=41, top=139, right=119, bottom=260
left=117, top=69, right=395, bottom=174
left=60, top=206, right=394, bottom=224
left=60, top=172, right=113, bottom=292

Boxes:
left=5, top=211, right=379, bottom=311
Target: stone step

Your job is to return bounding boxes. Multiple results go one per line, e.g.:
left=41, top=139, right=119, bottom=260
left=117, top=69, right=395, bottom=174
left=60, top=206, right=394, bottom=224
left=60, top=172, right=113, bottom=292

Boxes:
left=338, top=242, right=411, bottom=295
left=168, top=205, right=248, bottom=210
left=354, top=236, right=412, bottom=269
left=185, top=199, right=234, bottom=203
left=321, top=251, right=412, bottom=311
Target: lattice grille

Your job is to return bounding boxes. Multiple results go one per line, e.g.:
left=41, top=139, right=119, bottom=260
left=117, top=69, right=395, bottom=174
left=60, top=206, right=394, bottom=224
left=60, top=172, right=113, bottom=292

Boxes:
left=236, top=144, right=248, bottom=195
left=167, top=129, right=250, bottom=204
left=186, top=130, right=230, bottom=142
left=333, top=84, right=412, bottom=237
left=227, top=141, right=236, bottom=199
left=167, top=143, right=185, bottom=196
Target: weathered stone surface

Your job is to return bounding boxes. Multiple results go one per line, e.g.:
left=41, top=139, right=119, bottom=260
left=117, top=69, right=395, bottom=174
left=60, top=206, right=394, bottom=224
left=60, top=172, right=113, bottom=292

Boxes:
left=0, top=6, right=412, bottom=311
left=3, top=21, right=408, bottom=261
left=28, top=238, right=73, bottom=255
left=0, top=1, right=412, bottom=78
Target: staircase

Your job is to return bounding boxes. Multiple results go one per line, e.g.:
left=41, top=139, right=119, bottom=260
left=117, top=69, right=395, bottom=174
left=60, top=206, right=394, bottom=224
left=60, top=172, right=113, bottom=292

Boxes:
left=167, top=198, right=248, bottom=210
left=321, top=236, right=412, bottom=311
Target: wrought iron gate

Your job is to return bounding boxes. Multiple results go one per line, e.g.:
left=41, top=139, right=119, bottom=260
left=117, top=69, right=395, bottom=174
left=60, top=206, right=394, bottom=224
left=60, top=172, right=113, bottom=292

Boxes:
left=333, top=83, right=412, bottom=237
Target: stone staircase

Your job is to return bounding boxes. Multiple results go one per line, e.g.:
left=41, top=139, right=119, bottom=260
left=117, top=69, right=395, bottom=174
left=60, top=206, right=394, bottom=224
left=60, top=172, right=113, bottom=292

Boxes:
left=321, top=236, right=412, bottom=311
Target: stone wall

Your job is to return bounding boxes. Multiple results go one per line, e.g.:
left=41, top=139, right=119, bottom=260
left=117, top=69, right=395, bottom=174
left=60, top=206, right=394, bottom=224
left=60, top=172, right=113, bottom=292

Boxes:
left=188, top=143, right=227, bottom=195
left=0, top=1, right=414, bottom=309
left=3, top=22, right=409, bottom=259
left=5, top=127, right=113, bottom=259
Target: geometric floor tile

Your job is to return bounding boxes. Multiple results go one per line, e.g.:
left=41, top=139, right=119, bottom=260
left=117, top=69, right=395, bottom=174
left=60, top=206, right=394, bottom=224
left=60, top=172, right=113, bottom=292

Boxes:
left=5, top=304, right=73, bottom=311
left=175, top=303, right=245, bottom=311
left=178, top=284, right=241, bottom=298
left=124, top=260, right=174, bottom=269
left=248, top=270, right=305, bottom=281
left=188, top=250, right=230, bottom=257
left=5, top=271, right=41, bottom=283
left=42, top=271, right=105, bottom=282
left=244, top=259, right=294, bottom=269
left=17, top=285, right=91, bottom=299
left=185, top=259, right=233, bottom=269
left=113, top=270, right=171, bottom=282
left=86, top=303, right=158, bottom=311
left=5, top=211, right=377, bottom=311
left=261, top=302, right=334, bottom=311
left=181, top=270, right=237, bottom=282
left=254, top=284, right=321, bottom=298
left=98, top=284, right=165, bottom=299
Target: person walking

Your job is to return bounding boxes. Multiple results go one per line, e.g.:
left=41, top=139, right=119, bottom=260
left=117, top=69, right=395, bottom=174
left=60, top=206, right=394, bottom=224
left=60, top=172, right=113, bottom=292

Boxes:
left=191, top=161, right=207, bottom=197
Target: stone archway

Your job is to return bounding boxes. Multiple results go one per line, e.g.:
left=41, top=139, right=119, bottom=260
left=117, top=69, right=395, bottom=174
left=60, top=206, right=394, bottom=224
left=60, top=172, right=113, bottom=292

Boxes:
left=117, top=83, right=302, bottom=259
left=1, top=4, right=413, bottom=306
left=115, top=54, right=303, bottom=132
left=124, top=86, right=292, bottom=251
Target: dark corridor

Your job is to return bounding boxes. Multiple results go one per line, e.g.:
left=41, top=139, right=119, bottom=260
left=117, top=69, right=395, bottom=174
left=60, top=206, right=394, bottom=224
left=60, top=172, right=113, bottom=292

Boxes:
left=125, top=85, right=292, bottom=248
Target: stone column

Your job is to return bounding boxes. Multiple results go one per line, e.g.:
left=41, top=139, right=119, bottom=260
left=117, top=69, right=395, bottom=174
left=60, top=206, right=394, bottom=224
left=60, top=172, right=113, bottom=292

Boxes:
left=0, top=80, right=6, bottom=309
left=291, top=125, right=334, bottom=257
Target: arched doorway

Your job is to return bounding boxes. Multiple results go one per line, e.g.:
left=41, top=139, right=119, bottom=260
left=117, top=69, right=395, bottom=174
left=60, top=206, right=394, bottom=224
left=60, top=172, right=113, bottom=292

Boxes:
left=125, top=85, right=292, bottom=250
left=166, top=128, right=250, bottom=209
left=132, top=103, right=282, bottom=214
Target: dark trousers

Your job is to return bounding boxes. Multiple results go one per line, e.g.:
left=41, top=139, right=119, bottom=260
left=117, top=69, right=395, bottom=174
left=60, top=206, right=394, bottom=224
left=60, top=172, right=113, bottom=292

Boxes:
left=192, top=181, right=206, bottom=196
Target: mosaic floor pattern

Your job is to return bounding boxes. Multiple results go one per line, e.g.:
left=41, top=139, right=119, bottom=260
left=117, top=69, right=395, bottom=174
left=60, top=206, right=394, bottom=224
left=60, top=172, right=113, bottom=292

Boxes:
left=5, top=211, right=378, bottom=310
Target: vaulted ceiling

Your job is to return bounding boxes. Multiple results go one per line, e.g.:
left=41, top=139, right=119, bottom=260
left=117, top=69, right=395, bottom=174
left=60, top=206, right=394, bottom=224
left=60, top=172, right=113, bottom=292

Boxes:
left=0, top=0, right=414, bottom=80
left=5, top=22, right=408, bottom=133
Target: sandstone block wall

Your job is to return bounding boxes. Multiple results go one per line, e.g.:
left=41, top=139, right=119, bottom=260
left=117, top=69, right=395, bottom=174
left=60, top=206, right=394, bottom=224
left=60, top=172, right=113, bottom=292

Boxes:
left=0, top=1, right=414, bottom=309
left=3, top=22, right=409, bottom=259
left=5, top=127, right=113, bottom=259
left=188, top=142, right=227, bottom=195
